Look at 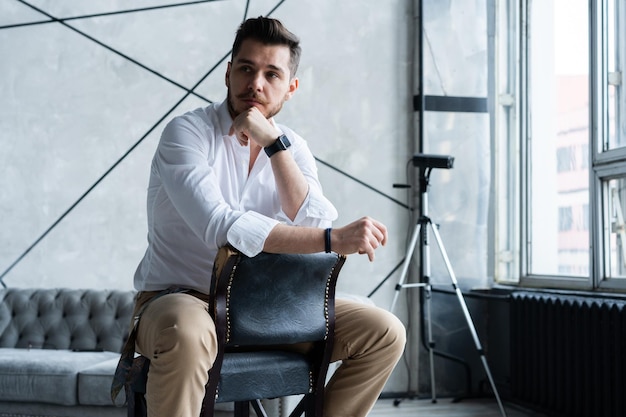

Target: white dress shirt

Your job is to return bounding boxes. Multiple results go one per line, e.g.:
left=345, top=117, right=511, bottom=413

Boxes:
left=133, top=100, right=338, bottom=293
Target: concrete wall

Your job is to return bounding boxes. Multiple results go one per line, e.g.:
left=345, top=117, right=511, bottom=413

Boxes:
left=1, top=0, right=496, bottom=398
left=0, top=0, right=415, bottom=393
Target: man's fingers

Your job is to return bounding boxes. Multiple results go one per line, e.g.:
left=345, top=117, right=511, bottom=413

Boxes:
left=358, top=248, right=375, bottom=262
left=237, top=133, right=249, bottom=146
left=370, top=218, right=388, bottom=246
left=336, top=217, right=388, bottom=262
left=229, top=123, right=250, bottom=146
left=229, top=107, right=278, bottom=147
left=365, top=217, right=388, bottom=261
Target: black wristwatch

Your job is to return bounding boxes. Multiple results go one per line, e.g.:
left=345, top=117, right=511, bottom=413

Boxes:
left=264, top=134, right=291, bottom=158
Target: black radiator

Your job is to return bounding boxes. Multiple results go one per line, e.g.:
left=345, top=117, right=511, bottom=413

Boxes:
left=510, top=291, right=626, bottom=417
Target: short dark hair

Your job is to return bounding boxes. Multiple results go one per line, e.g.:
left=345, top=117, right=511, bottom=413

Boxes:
left=231, top=16, right=301, bottom=78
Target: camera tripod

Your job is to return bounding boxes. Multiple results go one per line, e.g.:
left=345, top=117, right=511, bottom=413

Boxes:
left=389, top=156, right=507, bottom=417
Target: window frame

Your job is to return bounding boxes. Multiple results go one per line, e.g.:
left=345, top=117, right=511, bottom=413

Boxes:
left=495, top=0, right=626, bottom=292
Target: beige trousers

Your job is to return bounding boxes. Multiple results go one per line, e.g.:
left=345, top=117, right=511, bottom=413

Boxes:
left=135, top=293, right=406, bottom=417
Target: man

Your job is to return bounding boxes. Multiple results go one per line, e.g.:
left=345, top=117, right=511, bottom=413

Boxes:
left=132, top=16, right=405, bottom=417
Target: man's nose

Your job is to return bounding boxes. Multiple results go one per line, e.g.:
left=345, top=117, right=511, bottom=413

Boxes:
left=248, top=72, right=264, bottom=90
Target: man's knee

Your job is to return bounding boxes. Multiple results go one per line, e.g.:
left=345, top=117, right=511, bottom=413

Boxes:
left=335, top=300, right=406, bottom=360
left=365, top=306, right=406, bottom=356
left=384, top=310, right=407, bottom=358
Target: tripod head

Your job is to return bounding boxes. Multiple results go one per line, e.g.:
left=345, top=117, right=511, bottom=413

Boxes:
left=413, top=153, right=454, bottom=191
left=392, top=153, right=455, bottom=192
left=412, top=154, right=454, bottom=169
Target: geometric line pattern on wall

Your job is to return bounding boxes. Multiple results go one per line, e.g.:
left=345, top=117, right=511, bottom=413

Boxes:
left=0, top=0, right=407, bottom=288
left=1, top=0, right=243, bottom=286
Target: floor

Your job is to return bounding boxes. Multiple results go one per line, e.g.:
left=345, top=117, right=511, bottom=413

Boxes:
left=370, top=397, right=548, bottom=417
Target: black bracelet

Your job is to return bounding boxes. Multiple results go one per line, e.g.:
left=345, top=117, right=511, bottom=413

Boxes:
left=324, top=228, right=332, bottom=253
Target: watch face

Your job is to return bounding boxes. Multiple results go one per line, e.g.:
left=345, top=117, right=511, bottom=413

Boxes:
left=278, top=135, right=290, bottom=150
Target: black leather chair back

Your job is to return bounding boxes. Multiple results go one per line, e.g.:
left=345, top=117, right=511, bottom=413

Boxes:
left=217, top=251, right=341, bottom=346
left=204, top=248, right=346, bottom=417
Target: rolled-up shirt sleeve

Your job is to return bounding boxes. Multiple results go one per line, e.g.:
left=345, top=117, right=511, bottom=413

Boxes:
left=227, top=211, right=280, bottom=257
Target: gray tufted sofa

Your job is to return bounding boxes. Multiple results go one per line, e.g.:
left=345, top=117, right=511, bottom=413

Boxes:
left=0, top=288, right=368, bottom=417
left=0, top=288, right=134, bottom=417
left=0, top=288, right=282, bottom=417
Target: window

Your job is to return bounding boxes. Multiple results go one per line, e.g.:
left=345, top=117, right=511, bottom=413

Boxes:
left=558, top=206, right=573, bottom=231
left=495, top=0, right=626, bottom=291
left=606, top=178, right=626, bottom=279
left=556, top=147, right=576, bottom=173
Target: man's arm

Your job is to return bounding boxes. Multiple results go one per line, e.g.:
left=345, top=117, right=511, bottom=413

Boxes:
left=230, top=107, right=309, bottom=221
left=266, top=147, right=309, bottom=220
left=230, top=107, right=387, bottom=261
left=263, top=216, right=388, bottom=262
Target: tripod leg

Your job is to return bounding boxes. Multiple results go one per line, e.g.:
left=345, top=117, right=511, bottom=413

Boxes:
left=420, top=217, right=437, bottom=403
left=388, top=220, right=437, bottom=403
left=428, top=223, right=508, bottom=417
left=389, top=222, right=422, bottom=313
left=423, top=283, right=437, bottom=403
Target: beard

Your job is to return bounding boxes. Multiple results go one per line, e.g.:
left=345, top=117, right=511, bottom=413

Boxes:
left=226, top=88, right=285, bottom=120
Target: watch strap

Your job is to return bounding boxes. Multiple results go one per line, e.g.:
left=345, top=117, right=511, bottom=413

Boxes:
left=264, top=134, right=291, bottom=158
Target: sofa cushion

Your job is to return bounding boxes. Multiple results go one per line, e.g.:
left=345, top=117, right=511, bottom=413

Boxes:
left=0, top=348, right=119, bottom=406
left=78, top=357, right=125, bottom=406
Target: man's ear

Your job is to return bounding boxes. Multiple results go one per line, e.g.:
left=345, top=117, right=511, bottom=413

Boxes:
left=225, top=62, right=232, bottom=87
left=284, top=77, right=299, bottom=101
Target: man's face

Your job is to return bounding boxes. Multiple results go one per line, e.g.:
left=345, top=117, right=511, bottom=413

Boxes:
left=226, top=39, right=298, bottom=119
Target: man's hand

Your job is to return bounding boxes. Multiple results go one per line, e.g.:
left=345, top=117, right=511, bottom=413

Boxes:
left=229, top=107, right=280, bottom=147
left=263, top=217, right=388, bottom=261
left=332, top=217, right=388, bottom=262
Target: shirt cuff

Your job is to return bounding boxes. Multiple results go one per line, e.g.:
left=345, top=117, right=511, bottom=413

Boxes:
left=227, top=211, right=280, bottom=257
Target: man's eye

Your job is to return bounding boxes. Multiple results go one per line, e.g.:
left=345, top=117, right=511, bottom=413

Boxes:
left=268, top=72, right=279, bottom=79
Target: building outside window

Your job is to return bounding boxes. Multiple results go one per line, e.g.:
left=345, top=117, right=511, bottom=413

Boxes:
left=495, top=0, right=626, bottom=291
